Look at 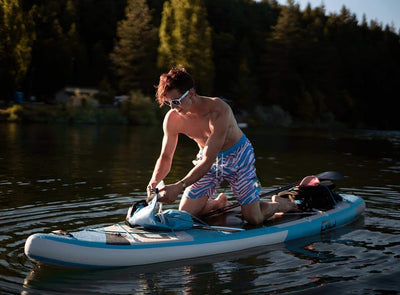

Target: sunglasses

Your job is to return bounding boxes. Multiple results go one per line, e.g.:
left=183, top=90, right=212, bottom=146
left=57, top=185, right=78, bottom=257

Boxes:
left=164, top=90, right=190, bottom=107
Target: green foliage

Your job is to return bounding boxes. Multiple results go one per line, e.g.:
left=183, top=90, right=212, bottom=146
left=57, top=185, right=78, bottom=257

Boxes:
left=1, top=0, right=399, bottom=129
left=67, top=89, right=99, bottom=109
left=0, top=0, right=34, bottom=98
left=158, top=0, right=214, bottom=93
left=205, top=0, right=277, bottom=107
left=0, top=92, right=127, bottom=124
left=120, top=91, right=160, bottom=125
left=17, top=104, right=65, bottom=123
left=265, top=0, right=304, bottom=108
left=0, top=105, right=23, bottom=121
left=26, top=0, right=83, bottom=97
left=64, top=90, right=126, bottom=124
left=110, top=0, right=158, bottom=94
left=253, top=105, right=292, bottom=127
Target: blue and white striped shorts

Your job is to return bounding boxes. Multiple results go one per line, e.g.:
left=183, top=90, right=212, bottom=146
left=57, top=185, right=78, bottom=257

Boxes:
left=183, top=135, right=261, bottom=205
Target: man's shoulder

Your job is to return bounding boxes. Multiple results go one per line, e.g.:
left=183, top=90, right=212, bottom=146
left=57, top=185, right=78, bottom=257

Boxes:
left=209, top=97, right=231, bottom=116
left=164, top=110, right=183, bottom=127
left=163, top=110, right=181, bottom=130
left=205, top=96, right=224, bottom=103
left=164, top=109, right=181, bottom=120
left=203, top=96, right=229, bottom=111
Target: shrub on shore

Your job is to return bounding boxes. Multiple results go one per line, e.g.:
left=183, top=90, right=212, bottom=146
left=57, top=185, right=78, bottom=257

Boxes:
left=0, top=90, right=161, bottom=125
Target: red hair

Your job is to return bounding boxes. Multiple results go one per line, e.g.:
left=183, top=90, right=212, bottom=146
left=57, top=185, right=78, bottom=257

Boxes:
left=155, top=66, right=194, bottom=106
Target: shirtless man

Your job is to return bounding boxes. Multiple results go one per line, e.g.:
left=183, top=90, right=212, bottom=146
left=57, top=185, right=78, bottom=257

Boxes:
left=147, top=67, right=294, bottom=225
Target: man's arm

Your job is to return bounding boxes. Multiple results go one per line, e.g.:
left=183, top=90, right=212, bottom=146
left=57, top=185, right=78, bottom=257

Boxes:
left=147, top=111, right=179, bottom=198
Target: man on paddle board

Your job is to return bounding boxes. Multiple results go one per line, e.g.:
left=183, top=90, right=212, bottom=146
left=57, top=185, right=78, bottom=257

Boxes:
left=147, top=66, right=294, bottom=224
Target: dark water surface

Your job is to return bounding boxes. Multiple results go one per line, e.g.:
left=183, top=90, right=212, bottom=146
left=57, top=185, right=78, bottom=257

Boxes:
left=0, top=124, right=399, bottom=294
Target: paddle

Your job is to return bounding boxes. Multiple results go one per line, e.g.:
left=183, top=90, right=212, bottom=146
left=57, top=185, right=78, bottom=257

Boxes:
left=200, top=171, right=344, bottom=218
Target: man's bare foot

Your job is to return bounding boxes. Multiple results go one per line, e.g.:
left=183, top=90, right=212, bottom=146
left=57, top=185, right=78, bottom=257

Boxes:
left=271, top=195, right=297, bottom=212
left=214, top=193, right=232, bottom=208
left=200, top=193, right=233, bottom=217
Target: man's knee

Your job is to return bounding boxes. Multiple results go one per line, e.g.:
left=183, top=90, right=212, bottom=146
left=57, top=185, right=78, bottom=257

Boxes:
left=241, top=201, right=264, bottom=225
left=179, top=196, right=208, bottom=216
left=244, top=213, right=264, bottom=225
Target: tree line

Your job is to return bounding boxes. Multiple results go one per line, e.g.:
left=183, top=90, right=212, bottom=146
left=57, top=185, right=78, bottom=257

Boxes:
left=1, top=0, right=399, bottom=129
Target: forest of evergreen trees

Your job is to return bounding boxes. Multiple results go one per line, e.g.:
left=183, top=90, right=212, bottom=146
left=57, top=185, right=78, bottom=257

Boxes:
left=1, top=0, right=399, bottom=129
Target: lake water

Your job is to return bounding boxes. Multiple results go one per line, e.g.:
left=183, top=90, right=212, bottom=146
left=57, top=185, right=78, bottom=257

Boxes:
left=0, top=124, right=399, bottom=294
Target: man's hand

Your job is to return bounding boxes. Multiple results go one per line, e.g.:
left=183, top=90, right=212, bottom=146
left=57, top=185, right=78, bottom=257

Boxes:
left=146, top=182, right=158, bottom=203
left=157, top=182, right=183, bottom=204
left=146, top=184, right=156, bottom=203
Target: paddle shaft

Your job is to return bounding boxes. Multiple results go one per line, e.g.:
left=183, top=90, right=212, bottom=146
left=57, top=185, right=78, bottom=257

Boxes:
left=200, top=171, right=343, bottom=218
left=200, top=181, right=298, bottom=218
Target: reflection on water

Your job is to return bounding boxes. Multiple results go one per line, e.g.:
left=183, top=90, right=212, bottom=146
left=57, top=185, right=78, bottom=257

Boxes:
left=0, top=124, right=399, bottom=294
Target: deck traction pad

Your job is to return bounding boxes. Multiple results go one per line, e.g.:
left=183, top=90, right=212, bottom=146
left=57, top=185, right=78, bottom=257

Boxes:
left=105, top=233, right=131, bottom=245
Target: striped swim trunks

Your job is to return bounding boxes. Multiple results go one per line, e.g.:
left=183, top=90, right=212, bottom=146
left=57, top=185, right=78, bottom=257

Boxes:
left=183, top=134, right=261, bottom=205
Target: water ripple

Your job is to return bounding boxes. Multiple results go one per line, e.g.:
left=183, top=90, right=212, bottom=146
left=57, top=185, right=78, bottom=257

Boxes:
left=1, top=125, right=399, bottom=294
